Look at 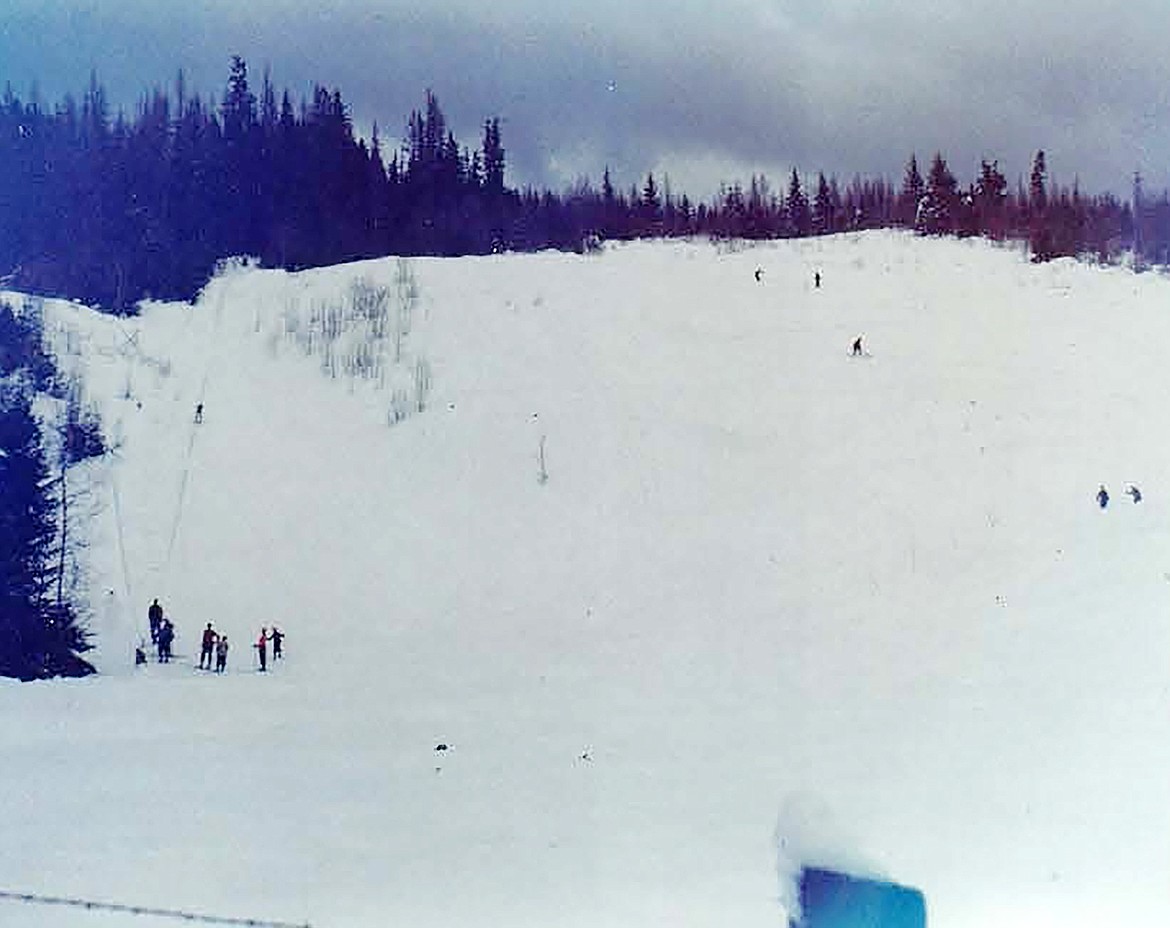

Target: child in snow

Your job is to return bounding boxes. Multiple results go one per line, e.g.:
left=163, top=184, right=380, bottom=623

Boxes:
left=270, top=627, right=284, bottom=660
left=215, top=636, right=229, bottom=673
left=157, top=619, right=175, bottom=662
left=1096, top=484, right=1109, bottom=509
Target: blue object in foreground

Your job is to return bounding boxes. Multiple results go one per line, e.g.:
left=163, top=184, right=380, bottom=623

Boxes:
left=792, top=867, right=926, bottom=928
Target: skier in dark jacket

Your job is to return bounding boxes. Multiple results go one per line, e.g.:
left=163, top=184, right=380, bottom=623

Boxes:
left=270, top=627, right=284, bottom=661
left=1126, top=484, right=1142, bottom=503
left=148, top=598, right=163, bottom=644
left=157, top=619, right=175, bottom=663
left=215, top=636, right=229, bottom=673
left=1096, top=484, right=1109, bottom=509
left=199, top=623, right=218, bottom=670
left=851, top=335, right=864, bottom=356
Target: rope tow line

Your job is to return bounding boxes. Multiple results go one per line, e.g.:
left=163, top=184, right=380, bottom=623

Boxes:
left=0, top=889, right=313, bottom=928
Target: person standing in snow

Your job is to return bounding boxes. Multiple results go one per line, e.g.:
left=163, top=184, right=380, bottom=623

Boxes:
left=194, top=402, right=203, bottom=424
left=215, top=636, right=229, bottom=673
left=814, top=271, right=822, bottom=289
left=199, top=623, right=218, bottom=670
left=754, top=267, right=763, bottom=283
left=255, top=627, right=269, bottom=672
left=851, top=335, right=864, bottom=356
left=270, top=627, right=284, bottom=661
left=1096, top=484, right=1109, bottom=509
left=157, top=619, right=175, bottom=663
left=1126, top=484, right=1142, bottom=503
left=148, top=598, right=163, bottom=644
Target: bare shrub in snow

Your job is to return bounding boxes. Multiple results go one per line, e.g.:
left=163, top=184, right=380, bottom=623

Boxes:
left=414, top=357, right=432, bottom=412
left=388, top=388, right=410, bottom=425
left=394, top=259, right=417, bottom=363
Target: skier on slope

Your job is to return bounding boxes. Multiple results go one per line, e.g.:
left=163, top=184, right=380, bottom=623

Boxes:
left=851, top=334, right=864, bottom=356
left=255, top=628, right=269, bottom=672
left=1126, top=484, right=1142, bottom=503
left=215, top=636, right=229, bottom=674
left=270, top=626, right=284, bottom=661
left=199, top=623, right=218, bottom=670
left=148, top=598, right=163, bottom=644
left=194, top=403, right=203, bottom=424
left=1096, top=484, right=1109, bottom=509
left=157, top=619, right=175, bottom=663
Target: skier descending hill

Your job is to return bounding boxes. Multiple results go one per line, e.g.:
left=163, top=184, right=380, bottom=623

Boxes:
left=1096, top=484, right=1109, bottom=509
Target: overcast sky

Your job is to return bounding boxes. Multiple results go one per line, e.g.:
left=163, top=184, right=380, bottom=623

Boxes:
left=3, top=0, right=1168, bottom=200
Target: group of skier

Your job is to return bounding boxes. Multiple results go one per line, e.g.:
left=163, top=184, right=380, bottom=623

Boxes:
left=140, top=598, right=285, bottom=673
left=752, top=267, right=865, bottom=355
left=1096, top=483, right=1142, bottom=508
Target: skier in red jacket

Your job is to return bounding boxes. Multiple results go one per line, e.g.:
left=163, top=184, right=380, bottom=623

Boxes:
left=255, top=627, right=269, bottom=672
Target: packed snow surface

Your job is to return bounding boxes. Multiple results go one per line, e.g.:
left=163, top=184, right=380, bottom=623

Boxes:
left=4, top=232, right=1170, bottom=928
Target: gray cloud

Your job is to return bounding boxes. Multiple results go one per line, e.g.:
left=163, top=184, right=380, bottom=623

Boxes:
left=1, top=0, right=1167, bottom=199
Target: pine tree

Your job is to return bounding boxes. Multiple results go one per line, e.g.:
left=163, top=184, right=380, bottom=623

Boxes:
left=900, top=154, right=924, bottom=227
left=1029, top=150, right=1054, bottom=260
left=812, top=172, right=836, bottom=236
left=974, top=160, right=1008, bottom=239
left=0, top=301, right=93, bottom=680
left=640, top=172, right=661, bottom=234
left=918, top=152, right=958, bottom=234
left=482, top=117, right=505, bottom=195
left=1029, top=150, right=1048, bottom=215
left=786, top=168, right=810, bottom=237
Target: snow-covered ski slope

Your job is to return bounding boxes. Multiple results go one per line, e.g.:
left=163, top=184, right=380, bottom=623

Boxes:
left=4, top=231, right=1170, bottom=928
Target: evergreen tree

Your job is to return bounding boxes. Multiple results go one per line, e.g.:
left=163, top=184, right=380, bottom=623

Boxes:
left=973, top=159, right=1008, bottom=239
left=640, top=172, right=662, bottom=235
left=812, top=172, right=836, bottom=236
left=900, top=154, right=924, bottom=227
left=1029, top=150, right=1048, bottom=215
left=1029, top=149, right=1054, bottom=260
left=0, top=303, right=93, bottom=681
left=482, top=117, right=505, bottom=195
left=786, top=168, right=810, bottom=237
left=918, top=152, right=958, bottom=234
